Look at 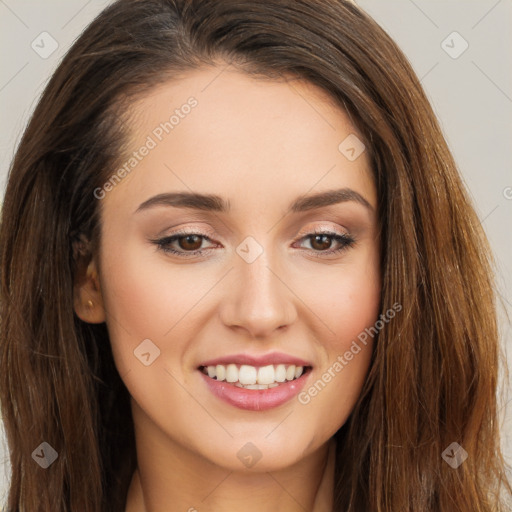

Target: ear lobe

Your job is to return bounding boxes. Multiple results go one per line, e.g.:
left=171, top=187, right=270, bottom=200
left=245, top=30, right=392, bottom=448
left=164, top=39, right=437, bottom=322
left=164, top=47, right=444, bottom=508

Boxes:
left=73, top=257, right=106, bottom=324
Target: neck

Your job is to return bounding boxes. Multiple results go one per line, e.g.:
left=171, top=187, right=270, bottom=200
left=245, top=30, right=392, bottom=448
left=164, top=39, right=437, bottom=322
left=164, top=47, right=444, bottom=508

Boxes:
left=125, top=417, right=336, bottom=512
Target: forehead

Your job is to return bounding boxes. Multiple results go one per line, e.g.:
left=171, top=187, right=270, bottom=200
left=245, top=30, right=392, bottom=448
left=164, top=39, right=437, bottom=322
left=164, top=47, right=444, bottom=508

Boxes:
left=105, top=66, right=375, bottom=213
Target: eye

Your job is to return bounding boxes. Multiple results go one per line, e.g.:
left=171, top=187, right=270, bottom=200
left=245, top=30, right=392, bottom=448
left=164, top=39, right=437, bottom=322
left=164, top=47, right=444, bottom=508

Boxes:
left=150, top=231, right=217, bottom=257
left=150, top=229, right=356, bottom=259
left=295, top=231, right=356, bottom=256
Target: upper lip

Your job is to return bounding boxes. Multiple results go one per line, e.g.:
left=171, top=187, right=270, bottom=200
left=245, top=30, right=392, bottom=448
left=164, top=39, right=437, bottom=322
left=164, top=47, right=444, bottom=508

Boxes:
left=198, top=352, right=312, bottom=368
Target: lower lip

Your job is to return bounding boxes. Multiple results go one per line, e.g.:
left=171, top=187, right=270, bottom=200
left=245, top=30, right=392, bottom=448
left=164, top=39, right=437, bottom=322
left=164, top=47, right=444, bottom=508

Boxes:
left=200, top=370, right=310, bottom=411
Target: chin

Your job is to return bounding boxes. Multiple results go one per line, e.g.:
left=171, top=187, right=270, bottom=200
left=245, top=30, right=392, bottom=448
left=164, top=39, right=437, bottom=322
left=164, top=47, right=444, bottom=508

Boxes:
left=196, top=431, right=321, bottom=473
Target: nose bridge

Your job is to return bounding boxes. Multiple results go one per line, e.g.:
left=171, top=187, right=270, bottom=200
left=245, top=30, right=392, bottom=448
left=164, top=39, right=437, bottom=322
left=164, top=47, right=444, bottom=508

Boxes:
left=220, top=241, right=296, bottom=337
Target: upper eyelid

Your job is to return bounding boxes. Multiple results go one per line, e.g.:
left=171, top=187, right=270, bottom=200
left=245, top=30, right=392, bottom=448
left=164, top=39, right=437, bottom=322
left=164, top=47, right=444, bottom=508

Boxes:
left=160, top=224, right=350, bottom=239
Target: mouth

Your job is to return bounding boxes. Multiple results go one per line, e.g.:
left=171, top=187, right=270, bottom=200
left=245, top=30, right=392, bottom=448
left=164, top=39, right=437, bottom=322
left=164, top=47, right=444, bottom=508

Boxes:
left=197, top=356, right=313, bottom=411
left=199, top=363, right=313, bottom=389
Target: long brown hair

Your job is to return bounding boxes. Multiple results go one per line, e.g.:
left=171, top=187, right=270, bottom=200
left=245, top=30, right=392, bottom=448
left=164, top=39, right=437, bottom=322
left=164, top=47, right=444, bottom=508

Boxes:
left=1, top=0, right=510, bottom=510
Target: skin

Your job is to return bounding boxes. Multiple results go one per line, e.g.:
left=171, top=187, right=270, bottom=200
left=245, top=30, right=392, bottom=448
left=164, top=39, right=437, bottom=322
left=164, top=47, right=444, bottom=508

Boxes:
left=74, top=65, right=381, bottom=512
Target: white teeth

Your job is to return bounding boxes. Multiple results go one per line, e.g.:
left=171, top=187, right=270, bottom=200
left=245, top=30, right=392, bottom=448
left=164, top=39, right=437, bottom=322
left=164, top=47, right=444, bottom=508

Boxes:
left=286, top=365, right=296, bottom=381
left=216, top=364, right=226, bottom=381
left=239, top=365, right=257, bottom=385
left=202, top=363, right=307, bottom=387
left=275, top=364, right=287, bottom=382
left=257, top=365, right=275, bottom=385
left=226, top=363, right=238, bottom=383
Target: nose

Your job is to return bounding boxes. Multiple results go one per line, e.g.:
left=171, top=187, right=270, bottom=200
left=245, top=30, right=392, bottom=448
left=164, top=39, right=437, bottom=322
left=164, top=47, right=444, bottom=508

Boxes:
left=219, top=250, right=297, bottom=339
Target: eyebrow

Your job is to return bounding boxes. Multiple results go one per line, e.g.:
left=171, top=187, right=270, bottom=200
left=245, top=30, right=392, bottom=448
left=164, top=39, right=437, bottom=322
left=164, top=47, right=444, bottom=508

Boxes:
left=135, top=187, right=374, bottom=215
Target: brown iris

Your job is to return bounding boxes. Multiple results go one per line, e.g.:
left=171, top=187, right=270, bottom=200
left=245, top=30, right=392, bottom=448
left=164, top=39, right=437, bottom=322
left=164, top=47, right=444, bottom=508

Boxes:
left=178, top=234, right=203, bottom=251
left=309, top=234, right=333, bottom=251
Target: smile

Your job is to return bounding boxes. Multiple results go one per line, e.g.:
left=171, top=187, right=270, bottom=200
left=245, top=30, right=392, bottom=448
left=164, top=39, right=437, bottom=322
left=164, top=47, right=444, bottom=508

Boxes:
left=198, top=354, right=313, bottom=410
left=200, top=363, right=308, bottom=389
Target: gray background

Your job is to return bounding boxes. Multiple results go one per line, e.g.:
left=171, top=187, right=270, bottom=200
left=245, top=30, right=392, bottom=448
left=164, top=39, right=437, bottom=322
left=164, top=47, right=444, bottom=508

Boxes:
left=0, top=0, right=511, bottom=505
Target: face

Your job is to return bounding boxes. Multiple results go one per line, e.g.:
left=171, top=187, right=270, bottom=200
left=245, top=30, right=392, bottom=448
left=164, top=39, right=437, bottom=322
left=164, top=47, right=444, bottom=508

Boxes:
left=76, top=66, right=381, bottom=473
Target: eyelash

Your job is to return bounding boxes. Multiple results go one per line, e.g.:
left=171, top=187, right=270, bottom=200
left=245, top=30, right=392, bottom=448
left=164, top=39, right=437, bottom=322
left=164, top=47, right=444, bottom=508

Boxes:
left=150, top=229, right=356, bottom=258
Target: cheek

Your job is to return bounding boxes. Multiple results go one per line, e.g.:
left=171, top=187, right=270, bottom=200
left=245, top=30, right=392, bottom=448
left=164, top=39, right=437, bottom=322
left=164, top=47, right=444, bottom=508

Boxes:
left=295, top=244, right=381, bottom=352
left=293, top=249, right=381, bottom=431
left=98, top=240, right=181, bottom=369
left=329, top=268, right=381, bottom=346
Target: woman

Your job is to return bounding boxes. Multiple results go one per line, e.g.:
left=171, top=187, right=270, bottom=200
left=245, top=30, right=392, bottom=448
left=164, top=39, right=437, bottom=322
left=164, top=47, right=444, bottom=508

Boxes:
left=0, top=0, right=510, bottom=510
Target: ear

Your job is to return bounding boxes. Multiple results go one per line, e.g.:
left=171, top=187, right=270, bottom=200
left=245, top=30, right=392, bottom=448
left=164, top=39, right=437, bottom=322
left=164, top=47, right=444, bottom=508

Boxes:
left=73, top=250, right=106, bottom=324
